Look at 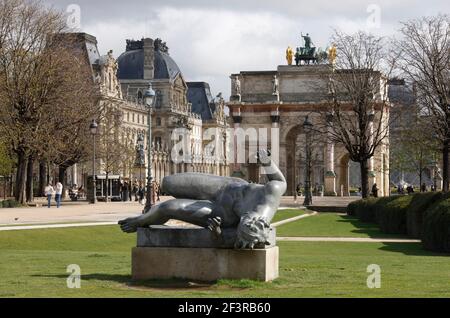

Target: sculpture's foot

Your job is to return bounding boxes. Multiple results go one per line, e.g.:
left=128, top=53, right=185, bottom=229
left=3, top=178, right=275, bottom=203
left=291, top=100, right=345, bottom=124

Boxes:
left=119, top=216, right=142, bottom=233
left=207, top=217, right=222, bottom=237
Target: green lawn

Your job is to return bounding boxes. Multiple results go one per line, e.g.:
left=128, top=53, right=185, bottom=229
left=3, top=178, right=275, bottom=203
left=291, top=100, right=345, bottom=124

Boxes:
left=0, top=224, right=449, bottom=297
left=276, top=213, right=407, bottom=238
left=271, top=209, right=305, bottom=223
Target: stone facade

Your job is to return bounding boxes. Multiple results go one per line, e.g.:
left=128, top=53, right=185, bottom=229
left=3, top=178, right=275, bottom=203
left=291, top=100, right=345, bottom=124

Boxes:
left=227, top=65, right=390, bottom=197
left=64, top=34, right=229, bottom=191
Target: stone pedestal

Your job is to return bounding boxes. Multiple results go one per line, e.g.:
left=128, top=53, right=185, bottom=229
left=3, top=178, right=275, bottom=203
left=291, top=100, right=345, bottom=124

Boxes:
left=324, top=172, right=337, bottom=196
left=132, top=246, right=279, bottom=282
left=131, top=226, right=279, bottom=282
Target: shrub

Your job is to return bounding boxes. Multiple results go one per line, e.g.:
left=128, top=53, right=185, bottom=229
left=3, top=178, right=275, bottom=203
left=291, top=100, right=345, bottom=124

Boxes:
left=375, top=195, right=413, bottom=234
left=406, top=192, right=445, bottom=239
left=422, top=197, right=450, bottom=253
left=371, top=196, right=398, bottom=223
left=351, top=198, right=379, bottom=222
left=0, top=199, right=20, bottom=208
left=347, top=200, right=359, bottom=216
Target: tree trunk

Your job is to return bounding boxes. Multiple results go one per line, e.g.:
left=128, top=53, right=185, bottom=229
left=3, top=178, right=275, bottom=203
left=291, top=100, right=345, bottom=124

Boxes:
left=443, top=139, right=449, bottom=192
left=38, top=160, right=46, bottom=197
left=58, top=166, right=67, bottom=198
left=360, top=159, right=370, bottom=198
left=14, top=150, right=27, bottom=204
left=25, top=156, right=34, bottom=203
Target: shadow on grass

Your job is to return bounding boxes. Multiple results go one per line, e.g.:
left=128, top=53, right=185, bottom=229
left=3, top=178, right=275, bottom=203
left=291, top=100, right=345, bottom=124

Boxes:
left=32, top=273, right=218, bottom=289
left=336, top=215, right=450, bottom=256
left=378, top=243, right=450, bottom=257
left=336, top=215, right=405, bottom=239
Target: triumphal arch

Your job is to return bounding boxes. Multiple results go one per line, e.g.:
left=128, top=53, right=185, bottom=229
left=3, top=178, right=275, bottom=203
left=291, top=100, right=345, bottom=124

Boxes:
left=227, top=63, right=390, bottom=197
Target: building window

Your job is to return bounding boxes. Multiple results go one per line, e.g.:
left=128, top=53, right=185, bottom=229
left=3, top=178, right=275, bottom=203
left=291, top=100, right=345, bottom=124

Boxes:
left=156, top=117, right=161, bottom=126
left=137, top=91, right=143, bottom=100
left=155, top=90, right=163, bottom=108
left=155, top=136, right=162, bottom=148
left=132, top=113, right=135, bottom=123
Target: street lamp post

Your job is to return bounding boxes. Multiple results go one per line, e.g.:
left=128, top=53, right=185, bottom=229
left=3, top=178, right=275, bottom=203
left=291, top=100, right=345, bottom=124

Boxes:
left=143, top=83, right=156, bottom=213
left=89, top=119, right=98, bottom=204
left=136, top=133, right=145, bottom=185
left=303, top=116, right=313, bottom=207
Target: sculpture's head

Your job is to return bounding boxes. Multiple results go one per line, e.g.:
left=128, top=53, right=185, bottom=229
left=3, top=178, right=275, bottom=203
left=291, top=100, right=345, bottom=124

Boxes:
left=235, top=216, right=271, bottom=249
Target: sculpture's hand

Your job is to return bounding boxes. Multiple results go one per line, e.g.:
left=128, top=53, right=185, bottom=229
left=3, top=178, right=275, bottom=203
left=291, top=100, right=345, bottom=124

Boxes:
left=207, top=217, right=222, bottom=237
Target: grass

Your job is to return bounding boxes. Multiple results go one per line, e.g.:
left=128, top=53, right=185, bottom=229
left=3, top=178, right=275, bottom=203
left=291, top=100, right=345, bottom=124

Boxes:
left=276, top=213, right=408, bottom=238
left=271, top=209, right=305, bottom=223
left=0, top=224, right=449, bottom=297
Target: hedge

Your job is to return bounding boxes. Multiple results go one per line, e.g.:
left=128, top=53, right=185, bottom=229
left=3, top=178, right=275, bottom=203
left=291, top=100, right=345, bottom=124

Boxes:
left=375, top=195, right=413, bottom=234
left=347, top=197, right=397, bottom=223
left=422, top=197, right=450, bottom=253
left=406, top=192, right=445, bottom=239
left=0, top=199, right=21, bottom=208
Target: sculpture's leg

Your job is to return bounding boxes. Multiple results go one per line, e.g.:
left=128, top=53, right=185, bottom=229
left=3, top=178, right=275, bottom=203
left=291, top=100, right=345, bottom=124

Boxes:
left=161, top=173, right=247, bottom=201
left=119, top=199, right=214, bottom=233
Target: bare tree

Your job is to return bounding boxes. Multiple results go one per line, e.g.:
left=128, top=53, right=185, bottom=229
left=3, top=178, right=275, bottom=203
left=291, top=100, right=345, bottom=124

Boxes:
left=96, top=103, right=128, bottom=202
left=0, top=0, right=98, bottom=203
left=395, top=15, right=450, bottom=191
left=390, top=114, right=439, bottom=188
left=324, top=30, right=394, bottom=198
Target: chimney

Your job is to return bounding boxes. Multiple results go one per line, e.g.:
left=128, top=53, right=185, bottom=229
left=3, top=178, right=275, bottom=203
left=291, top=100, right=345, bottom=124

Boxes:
left=143, top=38, right=154, bottom=80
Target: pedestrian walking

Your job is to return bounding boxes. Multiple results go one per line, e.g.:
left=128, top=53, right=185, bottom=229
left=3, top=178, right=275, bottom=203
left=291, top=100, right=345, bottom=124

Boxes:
left=55, top=181, right=63, bottom=208
left=44, top=183, right=55, bottom=208
left=371, top=183, right=378, bottom=198
left=421, top=183, right=427, bottom=192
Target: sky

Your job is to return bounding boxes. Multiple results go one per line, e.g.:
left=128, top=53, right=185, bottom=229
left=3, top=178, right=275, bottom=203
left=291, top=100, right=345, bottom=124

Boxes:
left=42, top=0, right=449, bottom=99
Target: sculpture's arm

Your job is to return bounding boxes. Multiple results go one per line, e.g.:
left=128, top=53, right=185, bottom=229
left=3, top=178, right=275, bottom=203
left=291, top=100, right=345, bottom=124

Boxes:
left=257, top=150, right=287, bottom=195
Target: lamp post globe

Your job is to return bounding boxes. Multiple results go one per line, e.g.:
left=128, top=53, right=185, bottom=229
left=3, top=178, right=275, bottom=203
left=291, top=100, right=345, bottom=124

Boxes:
left=303, top=116, right=313, bottom=207
left=89, top=119, right=98, bottom=204
left=144, top=83, right=155, bottom=213
left=144, top=84, right=155, bottom=107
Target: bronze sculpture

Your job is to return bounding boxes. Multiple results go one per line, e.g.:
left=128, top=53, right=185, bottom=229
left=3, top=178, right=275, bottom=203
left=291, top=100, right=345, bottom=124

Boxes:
left=119, top=150, right=287, bottom=249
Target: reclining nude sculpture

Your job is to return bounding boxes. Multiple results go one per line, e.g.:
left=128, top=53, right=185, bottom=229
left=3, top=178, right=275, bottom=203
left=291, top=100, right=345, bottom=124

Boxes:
left=119, top=150, right=287, bottom=249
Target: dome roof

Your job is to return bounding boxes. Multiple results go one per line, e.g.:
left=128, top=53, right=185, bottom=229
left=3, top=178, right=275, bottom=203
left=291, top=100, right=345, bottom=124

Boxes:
left=117, top=47, right=181, bottom=81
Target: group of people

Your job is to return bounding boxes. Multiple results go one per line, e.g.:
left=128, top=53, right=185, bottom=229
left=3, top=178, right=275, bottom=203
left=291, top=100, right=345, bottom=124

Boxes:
left=119, top=180, right=161, bottom=204
left=397, top=183, right=437, bottom=195
left=44, top=181, right=64, bottom=208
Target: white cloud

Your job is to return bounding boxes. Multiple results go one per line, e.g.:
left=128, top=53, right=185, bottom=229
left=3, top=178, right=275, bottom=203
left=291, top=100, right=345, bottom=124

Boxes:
left=51, top=0, right=448, bottom=99
left=85, top=7, right=302, bottom=98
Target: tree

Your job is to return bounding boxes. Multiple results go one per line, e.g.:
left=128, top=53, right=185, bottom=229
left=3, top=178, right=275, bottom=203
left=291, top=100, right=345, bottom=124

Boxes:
left=390, top=114, right=439, bottom=188
left=0, top=141, right=14, bottom=199
left=395, top=15, right=450, bottom=191
left=96, top=103, right=128, bottom=202
left=324, top=30, right=393, bottom=198
left=0, top=0, right=98, bottom=203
